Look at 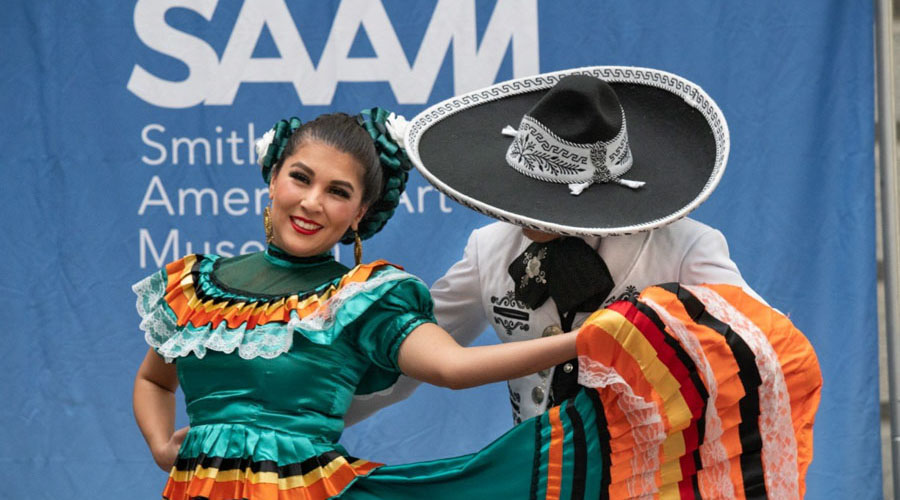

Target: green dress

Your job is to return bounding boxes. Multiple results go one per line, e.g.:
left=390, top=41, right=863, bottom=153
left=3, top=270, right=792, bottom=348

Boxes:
left=134, top=245, right=606, bottom=500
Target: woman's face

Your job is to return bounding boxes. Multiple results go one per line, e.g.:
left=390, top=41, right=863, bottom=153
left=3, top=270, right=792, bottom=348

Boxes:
left=269, top=140, right=368, bottom=257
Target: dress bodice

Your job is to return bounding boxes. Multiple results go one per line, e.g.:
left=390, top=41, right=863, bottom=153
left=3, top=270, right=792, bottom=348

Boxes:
left=134, top=247, right=435, bottom=446
left=177, top=333, right=371, bottom=443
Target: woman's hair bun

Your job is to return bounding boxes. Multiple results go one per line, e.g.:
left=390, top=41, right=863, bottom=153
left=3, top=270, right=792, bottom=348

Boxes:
left=347, top=107, right=412, bottom=243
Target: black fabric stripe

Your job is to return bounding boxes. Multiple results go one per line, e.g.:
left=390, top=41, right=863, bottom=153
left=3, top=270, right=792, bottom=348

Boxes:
left=188, top=498, right=248, bottom=500
left=565, top=402, right=587, bottom=500
left=529, top=417, right=542, bottom=500
left=173, top=450, right=353, bottom=478
left=632, top=299, right=710, bottom=447
left=658, top=283, right=767, bottom=499
left=585, top=389, right=611, bottom=500
left=632, top=298, right=709, bottom=497
left=266, top=245, right=333, bottom=265
left=493, top=305, right=530, bottom=320
left=692, top=461, right=702, bottom=499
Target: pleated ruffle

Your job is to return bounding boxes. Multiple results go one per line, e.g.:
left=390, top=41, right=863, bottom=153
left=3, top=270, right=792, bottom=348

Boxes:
left=575, top=283, right=821, bottom=500
left=133, top=254, right=418, bottom=362
left=164, top=424, right=381, bottom=500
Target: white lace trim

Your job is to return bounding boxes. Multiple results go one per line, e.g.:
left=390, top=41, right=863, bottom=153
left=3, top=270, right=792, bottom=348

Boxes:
left=288, top=269, right=415, bottom=333
left=639, top=296, right=735, bottom=499
left=133, top=267, right=417, bottom=363
left=578, top=355, right=662, bottom=497
left=683, top=285, right=800, bottom=499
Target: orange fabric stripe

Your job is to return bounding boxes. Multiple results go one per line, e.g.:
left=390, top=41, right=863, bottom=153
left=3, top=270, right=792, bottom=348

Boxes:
left=546, top=406, right=564, bottom=500
left=163, top=459, right=379, bottom=500
left=578, top=309, right=678, bottom=493
left=706, top=284, right=822, bottom=498
left=610, top=301, right=705, bottom=499
left=578, top=327, right=655, bottom=494
left=609, top=309, right=689, bottom=488
left=640, top=286, right=749, bottom=500
left=597, top=381, right=641, bottom=499
left=161, top=258, right=393, bottom=330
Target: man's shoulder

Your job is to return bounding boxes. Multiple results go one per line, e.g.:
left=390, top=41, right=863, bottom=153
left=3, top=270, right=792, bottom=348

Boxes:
left=625, top=218, right=721, bottom=262
left=471, top=221, right=523, bottom=240
left=464, top=222, right=528, bottom=267
left=651, top=217, right=717, bottom=242
left=468, top=221, right=525, bottom=251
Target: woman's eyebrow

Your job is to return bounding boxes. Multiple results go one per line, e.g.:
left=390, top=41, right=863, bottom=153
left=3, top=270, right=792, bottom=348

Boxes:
left=331, top=180, right=356, bottom=192
left=288, top=162, right=355, bottom=192
left=288, top=162, right=313, bottom=175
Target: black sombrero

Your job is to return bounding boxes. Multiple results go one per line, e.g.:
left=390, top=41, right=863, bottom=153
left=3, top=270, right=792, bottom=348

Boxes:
left=404, top=66, right=729, bottom=236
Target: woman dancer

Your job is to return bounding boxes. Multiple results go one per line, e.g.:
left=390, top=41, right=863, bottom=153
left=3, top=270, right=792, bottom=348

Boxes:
left=133, top=109, right=603, bottom=499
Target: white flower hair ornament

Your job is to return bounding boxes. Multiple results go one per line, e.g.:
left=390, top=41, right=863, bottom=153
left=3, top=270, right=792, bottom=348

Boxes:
left=255, top=128, right=276, bottom=168
left=385, top=112, right=410, bottom=150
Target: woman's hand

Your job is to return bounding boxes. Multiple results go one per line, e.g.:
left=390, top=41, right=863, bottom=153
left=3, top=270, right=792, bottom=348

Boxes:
left=151, top=426, right=189, bottom=472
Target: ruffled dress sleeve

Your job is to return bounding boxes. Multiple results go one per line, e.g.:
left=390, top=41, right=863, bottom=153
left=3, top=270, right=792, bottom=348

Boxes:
left=132, top=265, right=179, bottom=357
left=352, top=271, right=436, bottom=395
left=289, top=265, right=436, bottom=396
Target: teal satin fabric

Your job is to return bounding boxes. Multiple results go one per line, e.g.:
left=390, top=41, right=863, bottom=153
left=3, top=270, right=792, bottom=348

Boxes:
left=167, top=250, right=435, bottom=462
left=346, top=389, right=606, bottom=499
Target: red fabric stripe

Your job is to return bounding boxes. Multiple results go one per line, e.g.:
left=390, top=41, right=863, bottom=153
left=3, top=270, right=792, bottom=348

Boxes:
left=608, top=300, right=704, bottom=499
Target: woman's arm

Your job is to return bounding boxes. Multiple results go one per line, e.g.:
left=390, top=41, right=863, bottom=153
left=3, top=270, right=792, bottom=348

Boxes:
left=133, top=348, right=187, bottom=472
left=397, top=322, right=576, bottom=390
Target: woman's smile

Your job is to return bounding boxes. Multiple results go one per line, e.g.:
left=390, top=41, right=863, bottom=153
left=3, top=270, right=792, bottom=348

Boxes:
left=290, top=216, right=323, bottom=235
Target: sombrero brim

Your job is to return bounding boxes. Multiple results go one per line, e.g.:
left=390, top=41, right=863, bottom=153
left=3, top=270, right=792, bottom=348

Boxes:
left=405, top=66, right=729, bottom=236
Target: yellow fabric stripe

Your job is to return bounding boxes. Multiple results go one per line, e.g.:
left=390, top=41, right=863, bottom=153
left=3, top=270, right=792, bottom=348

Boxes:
left=168, top=457, right=374, bottom=489
left=605, top=310, right=692, bottom=428
left=661, top=433, right=687, bottom=469
left=658, top=481, right=682, bottom=500
left=169, top=263, right=346, bottom=322
left=601, top=309, right=691, bottom=487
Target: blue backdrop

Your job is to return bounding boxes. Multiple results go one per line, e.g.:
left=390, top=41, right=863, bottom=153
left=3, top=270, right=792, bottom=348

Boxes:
left=0, top=1, right=876, bottom=498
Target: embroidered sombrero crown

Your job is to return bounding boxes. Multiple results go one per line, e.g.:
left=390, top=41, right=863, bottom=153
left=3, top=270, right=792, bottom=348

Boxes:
left=404, top=66, right=729, bottom=236
left=503, top=74, right=644, bottom=195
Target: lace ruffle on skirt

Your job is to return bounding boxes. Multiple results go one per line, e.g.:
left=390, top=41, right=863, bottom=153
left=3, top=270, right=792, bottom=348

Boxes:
left=575, top=283, right=821, bottom=499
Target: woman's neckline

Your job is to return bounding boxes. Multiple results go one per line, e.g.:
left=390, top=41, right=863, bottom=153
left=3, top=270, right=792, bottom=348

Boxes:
left=264, top=243, right=335, bottom=268
left=203, top=246, right=347, bottom=301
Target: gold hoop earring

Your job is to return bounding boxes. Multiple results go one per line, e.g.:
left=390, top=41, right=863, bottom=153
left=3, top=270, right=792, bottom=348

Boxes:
left=263, top=206, right=273, bottom=244
left=354, top=231, right=362, bottom=266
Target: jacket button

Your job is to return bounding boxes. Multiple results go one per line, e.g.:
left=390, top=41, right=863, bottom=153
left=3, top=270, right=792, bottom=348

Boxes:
left=563, top=362, right=574, bottom=374
left=542, top=325, right=563, bottom=337
left=531, top=386, right=545, bottom=404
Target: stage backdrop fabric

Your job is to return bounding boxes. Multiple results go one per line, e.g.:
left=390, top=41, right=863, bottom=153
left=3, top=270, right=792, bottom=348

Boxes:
left=0, top=1, right=876, bottom=498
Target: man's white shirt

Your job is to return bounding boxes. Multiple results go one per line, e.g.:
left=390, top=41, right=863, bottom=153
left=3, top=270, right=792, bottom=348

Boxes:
left=345, top=218, right=760, bottom=424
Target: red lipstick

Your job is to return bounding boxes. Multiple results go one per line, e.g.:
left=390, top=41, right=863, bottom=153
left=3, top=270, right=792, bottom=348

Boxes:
left=290, top=216, right=323, bottom=235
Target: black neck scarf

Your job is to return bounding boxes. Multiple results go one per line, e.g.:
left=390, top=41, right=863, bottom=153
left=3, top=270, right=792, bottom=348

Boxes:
left=507, top=237, right=614, bottom=314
